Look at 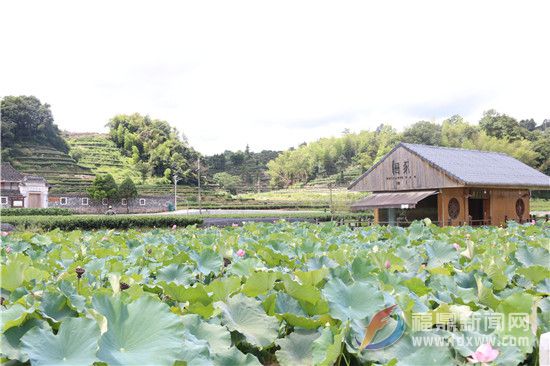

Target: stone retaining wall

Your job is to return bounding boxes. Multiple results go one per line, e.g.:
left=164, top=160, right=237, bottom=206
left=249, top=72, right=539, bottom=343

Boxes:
left=49, top=195, right=174, bottom=214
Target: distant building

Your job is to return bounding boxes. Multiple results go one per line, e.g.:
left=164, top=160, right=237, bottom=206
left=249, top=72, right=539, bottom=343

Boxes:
left=349, top=143, right=550, bottom=226
left=1, top=162, right=174, bottom=213
left=0, top=163, right=49, bottom=208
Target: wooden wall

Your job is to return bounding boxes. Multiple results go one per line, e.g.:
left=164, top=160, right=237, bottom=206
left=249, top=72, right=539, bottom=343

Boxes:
left=351, top=146, right=462, bottom=192
left=489, top=188, right=530, bottom=226
left=438, top=188, right=468, bottom=226
left=438, top=187, right=530, bottom=226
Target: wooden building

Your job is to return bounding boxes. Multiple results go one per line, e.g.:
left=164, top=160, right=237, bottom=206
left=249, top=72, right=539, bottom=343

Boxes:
left=348, top=143, right=550, bottom=226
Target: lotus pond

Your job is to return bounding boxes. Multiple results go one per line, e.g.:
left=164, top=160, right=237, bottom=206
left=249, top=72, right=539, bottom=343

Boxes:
left=1, top=220, right=549, bottom=366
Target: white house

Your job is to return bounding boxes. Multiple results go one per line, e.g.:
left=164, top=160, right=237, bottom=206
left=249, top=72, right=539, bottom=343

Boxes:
left=0, top=163, right=49, bottom=208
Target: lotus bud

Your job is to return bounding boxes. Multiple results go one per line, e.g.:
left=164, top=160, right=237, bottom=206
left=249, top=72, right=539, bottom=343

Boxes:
left=172, top=224, right=177, bottom=230
left=452, top=243, right=460, bottom=250
left=5, top=246, right=11, bottom=254
left=384, top=260, right=391, bottom=269
left=236, top=249, right=245, bottom=257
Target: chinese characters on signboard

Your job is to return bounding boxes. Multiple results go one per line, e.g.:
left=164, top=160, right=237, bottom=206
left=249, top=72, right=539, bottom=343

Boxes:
left=387, top=159, right=415, bottom=187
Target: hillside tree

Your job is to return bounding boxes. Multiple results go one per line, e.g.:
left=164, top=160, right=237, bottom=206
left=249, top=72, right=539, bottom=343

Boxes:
left=118, top=177, right=138, bottom=213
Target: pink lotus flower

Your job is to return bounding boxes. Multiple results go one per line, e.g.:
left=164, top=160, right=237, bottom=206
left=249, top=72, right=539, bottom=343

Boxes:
left=236, top=249, right=245, bottom=257
left=1, top=231, right=9, bottom=237
left=172, top=224, right=177, bottom=230
left=468, top=343, right=499, bottom=364
left=531, top=219, right=536, bottom=225
left=384, top=260, right=391, bottom=269
left=453, top=243, right=461, bottom=250
left=232, top=223, right=239, bottom=227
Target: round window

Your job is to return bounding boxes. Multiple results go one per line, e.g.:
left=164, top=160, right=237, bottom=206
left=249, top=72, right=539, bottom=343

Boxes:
left=448, top=198, right=460, bottom=220
left=515, top=198, right=525, bottom=218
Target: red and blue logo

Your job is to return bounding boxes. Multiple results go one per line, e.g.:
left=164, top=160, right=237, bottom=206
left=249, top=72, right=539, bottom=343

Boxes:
left=358, top=304, right=406, bottom=351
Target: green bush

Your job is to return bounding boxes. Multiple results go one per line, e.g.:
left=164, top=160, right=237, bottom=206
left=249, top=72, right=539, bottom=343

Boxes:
left=2, top=215, right=202, bottom=230
left=0, top=208, right=72, bottom=216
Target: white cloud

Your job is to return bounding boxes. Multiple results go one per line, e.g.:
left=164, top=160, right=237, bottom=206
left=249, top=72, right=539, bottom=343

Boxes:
left=1, top=0, right=549, bottom=154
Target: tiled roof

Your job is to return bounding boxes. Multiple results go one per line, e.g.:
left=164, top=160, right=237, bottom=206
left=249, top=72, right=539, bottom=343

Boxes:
left=401, top=143, right=550, bottom=188
left=0, top=163, right=24, bottom=182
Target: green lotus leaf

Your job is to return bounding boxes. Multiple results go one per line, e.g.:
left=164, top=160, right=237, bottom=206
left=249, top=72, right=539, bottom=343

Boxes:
left=215, top=293, right=279, bottom=347
left=192, top=248, right=222, bottom=275
left=157, top=263, right=194, bottom=285
left=496, top=292, right=535, bottom=354
left=205, top=276, right=241, bottom=301
left=275, top=329, right=320, bottom=366
left=20, top=317, right=100, bottom=366
left=160, top=282, right=211, bottom=304
left=242, top=271, right=280, bottom=297
left=1, top=254, right=31, bottom=291
left=514, top=246, right=549, bottom=267
left=40, top=292, right=78, bottom=322
left=1, top=303, right=34, bottom=332
left=517, top=265, right=550, bottom=284
left=177, top=332, right=213, bottom=366
left=283, top=276, right=322, bottom=305
left=425, top=240, right=458, bottom=269
left=536, top=278, right=550, bottom=294
left=294, top=268, right=329, bottom=286
left=401, top=277, right=430, bottom=297
left=311, top=326, right=345, bottom=366
left=395, top=338, right=454, bottom=365
left=213, top=346, right=261, bottom=366
left=181, top=314, right=231, bottom=354
left=93, top=294, right=186, bottom=366
left=1, top=318, right=50, bottom=362
left=58, top=280, right=86, bottom=312
left=322, top=278, right=385, bottom=321
left=227, top=258, right=266, bottom=276
left=274, top=292, right=306, bottom=316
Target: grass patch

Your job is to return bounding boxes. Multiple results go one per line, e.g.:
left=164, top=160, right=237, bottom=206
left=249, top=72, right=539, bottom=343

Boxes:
left=531, top=199, right=550, bottom=212
left=3, top=215, right=202, bottom=230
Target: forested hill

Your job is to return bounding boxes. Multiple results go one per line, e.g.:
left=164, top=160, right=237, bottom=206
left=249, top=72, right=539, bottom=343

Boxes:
left=204, top=148, right=280, bottom=193
left=2, top=95, right=548, bottom=196
left=266, top=113, right=550, bottom=188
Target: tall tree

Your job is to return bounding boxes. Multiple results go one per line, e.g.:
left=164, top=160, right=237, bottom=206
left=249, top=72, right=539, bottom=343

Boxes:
left=88, top=174, right=118, bottom=202
left=118, top=177, right=138, bottom=213
left=479, top=110, right=529, bottom=141
left=0, top=95, right=68, bottom=152
left=402, top=121, right=442, bottom=146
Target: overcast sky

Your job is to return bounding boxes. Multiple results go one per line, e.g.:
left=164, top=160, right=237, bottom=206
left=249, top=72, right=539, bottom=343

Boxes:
left=1, top=1, right=549, bottom=154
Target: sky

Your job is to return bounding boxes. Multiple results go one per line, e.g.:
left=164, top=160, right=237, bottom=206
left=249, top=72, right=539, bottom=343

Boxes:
left=1, top=1, right=549, bottom=154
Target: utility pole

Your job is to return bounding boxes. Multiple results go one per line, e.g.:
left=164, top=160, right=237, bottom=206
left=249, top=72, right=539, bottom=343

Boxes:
left=329, top=182, right=333, bottom=221
left=197, top=157, right=202, bottom=214
left=173, top=174, right=180, bottom=211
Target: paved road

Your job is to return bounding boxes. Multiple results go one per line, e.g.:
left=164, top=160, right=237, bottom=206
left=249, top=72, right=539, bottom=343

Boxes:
left=202, top=217, right=317, bottom=227
left=160, top=208, right=322, bottom=216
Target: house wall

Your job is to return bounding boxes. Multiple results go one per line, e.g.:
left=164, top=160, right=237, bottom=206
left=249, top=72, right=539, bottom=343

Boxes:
left=438, top=187, right=469, bottom=226
left=489, top=188, right=530, bottom=226
left=49, top=195, right=174, bottom=214
left=19, top=184, right=49, bottom=208
left=438, top=187, right=530, bottom=226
